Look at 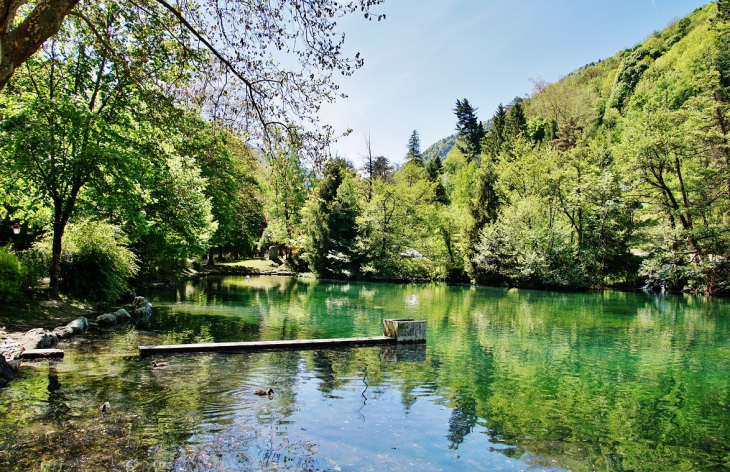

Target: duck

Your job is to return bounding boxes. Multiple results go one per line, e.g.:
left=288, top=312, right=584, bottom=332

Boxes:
left=254, top=388, right=274, bottom=396
left=100, top=402, right=111, bottom=414
left=151, top=361, right=168, bottom=368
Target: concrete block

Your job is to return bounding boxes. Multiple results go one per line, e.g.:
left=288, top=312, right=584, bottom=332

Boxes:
left=382, top=318, right=427, bottom=343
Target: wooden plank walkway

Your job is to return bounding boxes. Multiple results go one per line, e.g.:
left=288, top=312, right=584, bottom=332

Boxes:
left=139, top=336, right=396, bottom=358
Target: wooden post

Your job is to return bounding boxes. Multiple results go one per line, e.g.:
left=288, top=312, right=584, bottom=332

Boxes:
left=382, top=319, right=427, bottom=343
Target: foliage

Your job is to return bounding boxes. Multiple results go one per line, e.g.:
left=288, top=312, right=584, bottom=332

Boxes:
left=16, top=248, right=48, bottom=291
left=453, top=99, right=485, bottom=162
left=35, top=220, right=138, bottom=304
left=0, top=0, right=386, bottom=162
left=260, top=141, right=309, bottom=256
left=406, top=130, right=423, bottom=165
left=0, top=246, right=22, bottom=302
left=422, top=133, right=458, bottom=162
left=303, top=159, right=361, bottom=278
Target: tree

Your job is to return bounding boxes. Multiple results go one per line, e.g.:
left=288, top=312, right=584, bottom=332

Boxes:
left=372, top=156, right=393, bottom=181
left=260, top=138, right=308, bottom=260
left=303, top=159, right=360, bottom=278
left=504, top=98, right=527, bottom=142
left=0, top=0, right=80, bottom=89
left=406, top=130, right=423, bottom=166
left=426, top=156, right=448, bottom=205
left=0, top=27, right=155, bottom=298
left=361, top=133, right=377, bottom=202
left=465, top=161, right=501, bottom=282
left=482, top=104, right=507, bottom=161
left=0, top=0, right=385, bottom=157
left=0, top=17, right=216, bottom=296
left=174, top=120, right=263, bottom=266
left=453, top=99, right=485, bottom=163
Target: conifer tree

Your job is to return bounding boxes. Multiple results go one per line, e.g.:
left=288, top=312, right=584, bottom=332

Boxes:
left=505, top=98, right=527, bottom=140
left=406, top=130, right=423, bottom=166
left=482, top=104, right=507, bottom=161
left=454, top=99, right=485, bottom=163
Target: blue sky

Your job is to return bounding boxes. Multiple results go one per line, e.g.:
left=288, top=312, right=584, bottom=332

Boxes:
left=319, top=0, right=710, bottom=165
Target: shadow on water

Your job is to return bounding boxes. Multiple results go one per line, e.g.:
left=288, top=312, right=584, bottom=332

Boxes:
left=0, top=276, right=729, bottom=471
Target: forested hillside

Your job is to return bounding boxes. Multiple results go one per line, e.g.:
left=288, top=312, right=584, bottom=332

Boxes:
left=422, top=133, right=457, bottom=162
left=301, top=2, right=730, bottom=293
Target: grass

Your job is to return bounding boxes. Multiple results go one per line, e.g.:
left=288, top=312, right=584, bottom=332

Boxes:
left=217, top=259, right=281, bottom=271
left=201, top=258, right=298, bottom=274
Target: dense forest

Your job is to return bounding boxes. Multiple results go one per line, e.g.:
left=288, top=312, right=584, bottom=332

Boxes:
left=2, top=1, right=730, bottom=304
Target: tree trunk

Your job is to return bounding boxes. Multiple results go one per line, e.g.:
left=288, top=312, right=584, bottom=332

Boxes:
left=207, top=246, right=215, bottom=266
left=0, top=0, right=80, bottom=91
left=49, top=217, right=68, bottom=300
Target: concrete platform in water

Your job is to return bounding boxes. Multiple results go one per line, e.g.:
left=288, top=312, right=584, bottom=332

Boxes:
left=138, top=318, right=427, bottom=358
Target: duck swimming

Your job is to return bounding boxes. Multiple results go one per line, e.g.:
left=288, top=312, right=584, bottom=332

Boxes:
left=151, top=361, right=168, bottom=368
left=254, top=388, right=274, bottom=396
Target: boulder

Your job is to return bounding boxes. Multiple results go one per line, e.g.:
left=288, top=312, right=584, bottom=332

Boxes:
left=96, top=313, right=118, bottom=326
left=0, top=358, right=13, bottom=382
left=52, top=326, right=74, bottom=339
left=113, top=309, right=131, bottom=323
left=67, top=317, right=89, bottom=335
left=21, top=328, right=56, bottom=351
left=0, top=355, right=19, bottom=389
left=132, top=297, right=152, bottom=320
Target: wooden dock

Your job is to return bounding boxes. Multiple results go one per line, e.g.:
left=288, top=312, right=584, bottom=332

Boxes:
left=139, top=335, right=396, bottom=358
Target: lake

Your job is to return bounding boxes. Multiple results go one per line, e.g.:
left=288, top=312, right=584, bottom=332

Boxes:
left=1, top=275, right=729, bottom=471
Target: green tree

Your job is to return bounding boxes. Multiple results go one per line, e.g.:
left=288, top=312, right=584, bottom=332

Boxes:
left=465, top=161, right=501, bottom=283
left=454, top=99, right=485, bottom=163
left=303, top=159, right=360, bottom=278
left=261, top=140, right=308, bottom=260
left=482, top=103, right=507, bottom=161
left=0, top=27, right=155, bottom=297
left=406, top=130, right=423, bottom=166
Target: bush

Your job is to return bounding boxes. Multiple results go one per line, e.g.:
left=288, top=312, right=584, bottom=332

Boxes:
left=0, top=246, right=22, bottom=302
left=17, top=248, right=48, bottom=290
left=36, top=220, right=138, bottom=304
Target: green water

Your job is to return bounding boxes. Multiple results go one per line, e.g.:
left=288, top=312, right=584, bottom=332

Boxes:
left=1, top=276, right=729, bottom=471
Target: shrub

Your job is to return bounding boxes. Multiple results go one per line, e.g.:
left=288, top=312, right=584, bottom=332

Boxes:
left=17, top=248, right=48, bottom=290
left=0, top=246, right=22, bottom=302
left=36, top=220, right=138, bottom=304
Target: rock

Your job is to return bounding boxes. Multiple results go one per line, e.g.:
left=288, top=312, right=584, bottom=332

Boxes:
left=96, top=313, right=118, bottom=326
left=267, top=245, right=282, bottom=263
left=67, top=317, right=89, bottom=335
left=52, top=326, right=74, bottom=339
left=21, top=328, right=56, bottom=351
left=132, top=297, right=152, bottom=320
left=0, top=359, right=13, bottom=381
left=113, top=309, right=131, bottom=323
left=0, top=355, right=20, bottom=388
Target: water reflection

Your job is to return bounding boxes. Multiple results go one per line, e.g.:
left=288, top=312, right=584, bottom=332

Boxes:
left=0, top=276, right=728, bottom=471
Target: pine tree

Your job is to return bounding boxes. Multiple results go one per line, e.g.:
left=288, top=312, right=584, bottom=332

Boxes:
left=406, top=130, right=423, bottom=165
left=453, top=99, right=485, bottom=163
left=482, top=104, right=507, bottom=161
left=504, top=98, right=527, bottom=140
